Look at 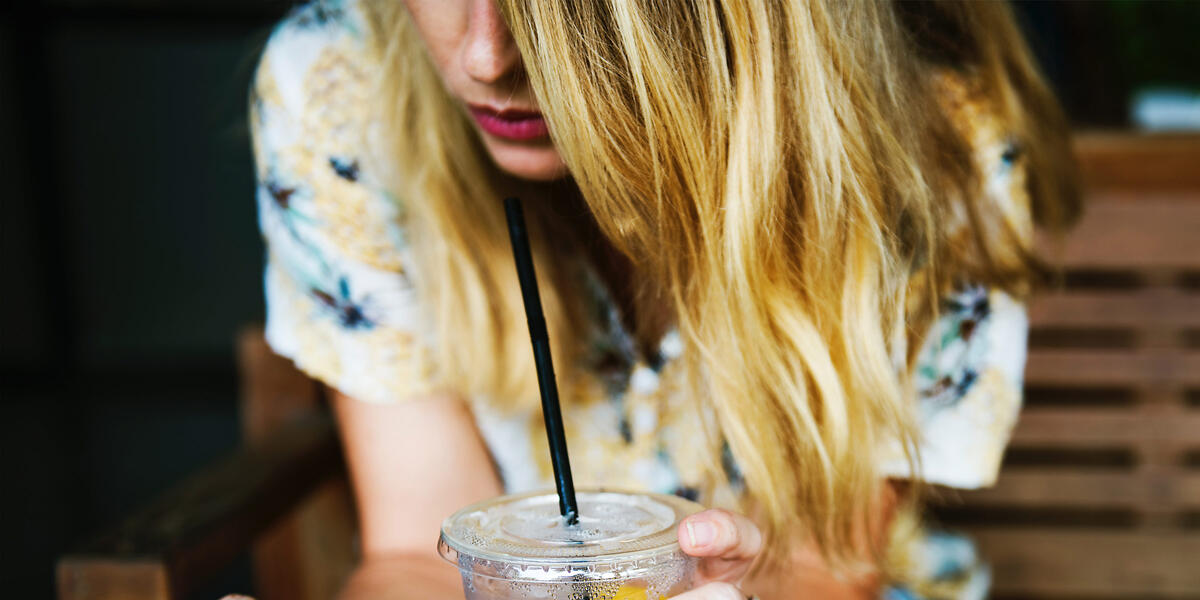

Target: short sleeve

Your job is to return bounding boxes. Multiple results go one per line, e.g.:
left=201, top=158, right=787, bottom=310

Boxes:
left=879, top=285, right=1029, bottom=489
left=879, top=73, right=1036, bottom=489
left=250, top=3, right=436, bottom=404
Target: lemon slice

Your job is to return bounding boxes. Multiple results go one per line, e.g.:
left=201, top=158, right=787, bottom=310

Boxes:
left=613, top=584, right=649, bottom=600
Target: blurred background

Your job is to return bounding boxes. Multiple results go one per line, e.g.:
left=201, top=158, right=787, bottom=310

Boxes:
left=1, top=1, right=1198, bottom=599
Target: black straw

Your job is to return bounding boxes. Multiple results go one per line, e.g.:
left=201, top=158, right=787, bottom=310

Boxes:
left=503, top=197, right=580, bottom=525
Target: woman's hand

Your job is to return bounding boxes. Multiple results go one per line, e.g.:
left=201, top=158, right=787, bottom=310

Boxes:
left=675, top=508, right=764, bottom=599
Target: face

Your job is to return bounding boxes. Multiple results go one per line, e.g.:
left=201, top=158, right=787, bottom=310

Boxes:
left=402, top=0, right=567, bottom=181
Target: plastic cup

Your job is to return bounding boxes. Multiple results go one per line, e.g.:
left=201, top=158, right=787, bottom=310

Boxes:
left=438, top=489, right=703, bottom=599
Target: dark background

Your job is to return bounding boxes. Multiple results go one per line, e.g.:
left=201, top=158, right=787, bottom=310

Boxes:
left=1, top=1, right=1197, bottom=598
left=1, top=2, right=290, bottom=598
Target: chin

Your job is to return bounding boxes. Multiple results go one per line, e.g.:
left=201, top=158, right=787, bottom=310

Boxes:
left=483, top=137, right=569, bottom=181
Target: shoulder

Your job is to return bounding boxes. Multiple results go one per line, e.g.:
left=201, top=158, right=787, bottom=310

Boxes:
left=253, top=0, right=378, bottom=137
left=252, top=0, right=410, bottom=302
left=932, top=70, right=1034, bottom=241
left=932, top=70, right=1014, bottom=168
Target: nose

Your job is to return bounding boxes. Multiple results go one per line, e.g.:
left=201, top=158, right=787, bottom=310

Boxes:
left=461, top=0, right=521, bottom=85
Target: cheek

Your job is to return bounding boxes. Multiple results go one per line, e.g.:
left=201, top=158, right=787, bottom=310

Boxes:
left=401, top=0, right=467, bottom=79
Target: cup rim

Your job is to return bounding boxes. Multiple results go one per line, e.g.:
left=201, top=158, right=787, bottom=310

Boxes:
left=437, top=488, right=702, bottom=572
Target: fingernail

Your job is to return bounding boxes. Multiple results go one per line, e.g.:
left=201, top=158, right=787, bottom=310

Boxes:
left=686, top=520, right=715, bottom=548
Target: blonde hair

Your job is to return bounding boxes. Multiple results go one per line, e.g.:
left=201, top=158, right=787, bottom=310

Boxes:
left=362, top=0, right=1078, bottom=570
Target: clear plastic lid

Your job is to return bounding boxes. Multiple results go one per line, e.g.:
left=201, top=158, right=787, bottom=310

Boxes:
left=438, top=489, right=702, bottom=583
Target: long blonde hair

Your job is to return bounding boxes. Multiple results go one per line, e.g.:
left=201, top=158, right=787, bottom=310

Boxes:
left=362, top=0, right=1078, bottom=569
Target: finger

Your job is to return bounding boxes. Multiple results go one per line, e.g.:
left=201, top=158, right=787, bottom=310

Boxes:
left=678, top=509, right=763, bottom=562
left=670, top=582, right=746, bottom=600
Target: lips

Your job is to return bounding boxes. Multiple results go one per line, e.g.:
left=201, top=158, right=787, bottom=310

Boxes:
left=468, top=105, right=550, bottom=141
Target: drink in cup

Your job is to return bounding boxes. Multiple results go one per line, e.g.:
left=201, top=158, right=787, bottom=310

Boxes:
left=438, top=489, right=703, bottom=599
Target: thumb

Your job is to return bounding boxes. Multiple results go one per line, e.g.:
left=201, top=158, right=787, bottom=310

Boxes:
left=678, top=509, right=763, bottom=583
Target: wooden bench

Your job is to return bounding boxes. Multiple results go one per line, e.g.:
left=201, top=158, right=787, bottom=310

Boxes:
left=941, top=132, right=1200, bottom=598
left=56, top=333, right=355, bottom=600
left=57, top=133, right=1200, bottom=600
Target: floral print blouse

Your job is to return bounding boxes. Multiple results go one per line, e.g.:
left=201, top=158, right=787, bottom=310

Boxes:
left=251, top=2, right=1033, bottom=598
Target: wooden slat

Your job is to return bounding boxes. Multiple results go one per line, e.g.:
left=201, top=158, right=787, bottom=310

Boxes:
left=971, top=529, right=1200, bottom=597
left=1024, top=350, right=1200, bottom=387
left=1035, top=194, right=1200, bottom=269
left=58, top=560, right=170, bottom=600
left=959, top=470, right=1200, bottom=509
left=1074, top=132, right=1200, bottom=190
left=1029, top=289, right=1200, bottom=328
left=1010, top=409, right=1200, bottom=447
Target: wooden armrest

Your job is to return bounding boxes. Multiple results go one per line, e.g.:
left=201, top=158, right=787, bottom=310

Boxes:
left=57, top=413, right=344, bottom=600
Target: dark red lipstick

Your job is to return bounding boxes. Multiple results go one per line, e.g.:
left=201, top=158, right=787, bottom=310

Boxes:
left=468, top=105, right=550, bottom=141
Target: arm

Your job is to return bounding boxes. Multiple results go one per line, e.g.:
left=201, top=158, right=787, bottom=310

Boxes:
left=330, top=389, right=502, bottom=600
left=249, top=11, right=503, bottom=598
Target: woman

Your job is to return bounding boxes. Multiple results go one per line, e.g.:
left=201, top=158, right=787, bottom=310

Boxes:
left=250, top=0, right=1078, bottom=597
